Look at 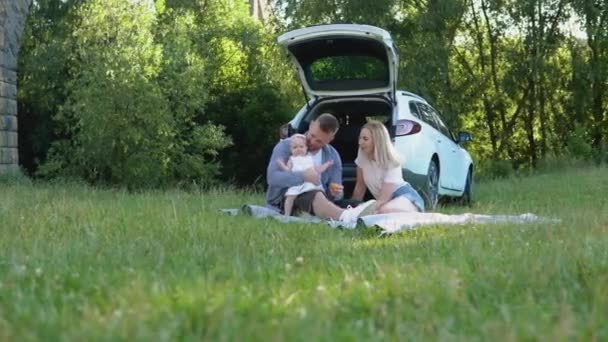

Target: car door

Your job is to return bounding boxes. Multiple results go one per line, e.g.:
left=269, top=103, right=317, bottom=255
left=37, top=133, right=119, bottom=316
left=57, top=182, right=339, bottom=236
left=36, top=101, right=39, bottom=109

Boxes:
left=429, top=108, right=465, bottom=191
left=415, top=103, right=459, bottom=190
left=412, top=102, right=450, bottom=190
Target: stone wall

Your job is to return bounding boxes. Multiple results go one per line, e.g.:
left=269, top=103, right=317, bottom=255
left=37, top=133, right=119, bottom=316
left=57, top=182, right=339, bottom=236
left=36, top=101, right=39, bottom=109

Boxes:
left=0, top=0, right=31, bottom=173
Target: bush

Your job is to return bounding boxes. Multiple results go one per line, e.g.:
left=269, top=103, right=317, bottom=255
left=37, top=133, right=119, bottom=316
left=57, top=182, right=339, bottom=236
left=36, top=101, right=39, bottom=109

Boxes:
left=532, top=127, right=601, bottom=173
left=477, top=159, right=513, bottom=180
left=20, top=0, right=297, bottom=189
left=37, top=0, right=232, bottom=189
left=536, top=154, right=591, bottom=174
left=591, top=143, right=608, bottom=165
left=0, top=167, right=32, bottom=186
left=566, top=126, right=594, bottom=161
left=17, top=0, right=76, bottom=174
left=206, top=87, right=292, bottom=185
left=199, top=8, right=299, bottom=186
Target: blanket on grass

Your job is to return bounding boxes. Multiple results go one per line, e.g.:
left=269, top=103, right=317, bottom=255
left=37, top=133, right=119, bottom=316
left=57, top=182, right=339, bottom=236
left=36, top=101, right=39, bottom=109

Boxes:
left=221, top=205, right=559, bottom=235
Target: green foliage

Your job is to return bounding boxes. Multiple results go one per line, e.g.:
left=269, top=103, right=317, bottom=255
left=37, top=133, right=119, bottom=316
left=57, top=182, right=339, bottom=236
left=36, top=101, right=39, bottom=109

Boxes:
left=153, top=4, right=235, bottom=187
left=19, top=0, right=298, bottom=188
left=193, top=1, right=298, bottom=184
left=277, top=0, right=396, bottom=28
left=39, top=0, right=172, bottom=188
left=476, top=159, right=514, bottom=180
left=16, top=0, right=608, bottom=187
left=207, top=86, right=292, bottom=185
left=17, top=0, right=78, bottom=173
left=535, top=153, right=593, bottom=174
left=171, top=123, right=233, bottom=187
left=566, top=126, right=594, bottom=160
left=600, top=144, right=608, bottom=164
left=155, top=8, right=208, bottom=123
left=36, top=0, right=232, bottom=189
left=0, top=167, right=31, bottom=186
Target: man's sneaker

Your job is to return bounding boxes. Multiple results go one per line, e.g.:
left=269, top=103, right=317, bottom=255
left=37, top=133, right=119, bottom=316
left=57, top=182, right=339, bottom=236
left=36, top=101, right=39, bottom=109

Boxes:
left=339, top=200, right=377, bottom=223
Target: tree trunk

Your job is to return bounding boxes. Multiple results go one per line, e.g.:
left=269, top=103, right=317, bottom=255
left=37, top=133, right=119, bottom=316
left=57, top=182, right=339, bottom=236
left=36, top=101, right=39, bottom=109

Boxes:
left=539, top=75, right=548, bottom=157
left=526, top=77, right=538, bottom=167
left=472, top=0, right=498, bottom=158
left=590, top=42, right=606, bottom=150
left=481, top=0, right=507, bottom=159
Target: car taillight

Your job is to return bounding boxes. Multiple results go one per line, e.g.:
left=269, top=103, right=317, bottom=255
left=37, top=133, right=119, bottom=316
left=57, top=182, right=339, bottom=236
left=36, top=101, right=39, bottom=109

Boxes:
left=395, top=120, right=422, bottom=136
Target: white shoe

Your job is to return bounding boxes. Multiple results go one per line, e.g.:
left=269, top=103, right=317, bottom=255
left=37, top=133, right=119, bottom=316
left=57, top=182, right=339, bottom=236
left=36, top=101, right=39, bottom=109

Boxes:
left=339, top=200, right=377, bottom=223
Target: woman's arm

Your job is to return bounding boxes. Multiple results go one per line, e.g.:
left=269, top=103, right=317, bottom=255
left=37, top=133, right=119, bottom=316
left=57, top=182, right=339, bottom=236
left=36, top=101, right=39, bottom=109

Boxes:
left=375, top=182, right=398, bottom=210
left=351, top=167, right=367, bottom=201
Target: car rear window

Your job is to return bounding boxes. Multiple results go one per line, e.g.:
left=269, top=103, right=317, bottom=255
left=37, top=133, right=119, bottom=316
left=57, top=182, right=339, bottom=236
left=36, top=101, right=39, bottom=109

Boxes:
left=288, top=37, right=391, bottom=92
left=307, top=55, right=388, bottom=90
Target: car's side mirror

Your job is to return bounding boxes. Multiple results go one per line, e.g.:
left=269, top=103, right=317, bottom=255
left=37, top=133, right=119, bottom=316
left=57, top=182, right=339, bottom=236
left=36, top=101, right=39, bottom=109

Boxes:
left=457, top=131, right=472, bottom=144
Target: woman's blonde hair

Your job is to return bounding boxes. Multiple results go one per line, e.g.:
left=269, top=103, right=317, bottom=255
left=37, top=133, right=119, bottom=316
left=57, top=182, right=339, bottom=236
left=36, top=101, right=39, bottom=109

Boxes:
left=359, top=120, right=402, bottom=168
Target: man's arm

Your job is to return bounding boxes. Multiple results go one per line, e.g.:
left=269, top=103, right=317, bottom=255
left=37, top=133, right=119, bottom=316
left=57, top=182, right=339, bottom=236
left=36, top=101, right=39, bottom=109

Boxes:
left=267, top=140, right=305, bottom=188
left=277, top=158, right=291, bottom=171
left=327, top=147, right=343, bottom=185
left=325, top=147, right=343, bottom=200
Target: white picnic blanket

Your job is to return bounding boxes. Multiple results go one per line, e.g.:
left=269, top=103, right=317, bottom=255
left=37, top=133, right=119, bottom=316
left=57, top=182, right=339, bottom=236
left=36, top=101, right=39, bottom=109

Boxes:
left=221, top=205, right=559, bottom=235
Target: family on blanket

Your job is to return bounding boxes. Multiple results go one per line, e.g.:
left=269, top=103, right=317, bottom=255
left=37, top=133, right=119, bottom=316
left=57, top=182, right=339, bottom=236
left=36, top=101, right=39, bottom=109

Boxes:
left=266, top=113, right=426, bottom=224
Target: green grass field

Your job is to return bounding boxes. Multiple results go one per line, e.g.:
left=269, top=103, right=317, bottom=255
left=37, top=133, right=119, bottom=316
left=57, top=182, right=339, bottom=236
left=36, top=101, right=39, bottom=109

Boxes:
left=1, top=166, right=607, bottom=340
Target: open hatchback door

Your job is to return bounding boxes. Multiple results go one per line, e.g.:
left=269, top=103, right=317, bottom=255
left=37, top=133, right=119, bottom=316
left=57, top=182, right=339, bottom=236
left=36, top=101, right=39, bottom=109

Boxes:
left=277, top=24, right=399, bottom=102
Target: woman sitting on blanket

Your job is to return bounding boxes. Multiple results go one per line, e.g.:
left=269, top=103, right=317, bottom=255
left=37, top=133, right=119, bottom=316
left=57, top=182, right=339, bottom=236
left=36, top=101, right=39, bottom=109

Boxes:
left=352, top=120, right=426, bottom=214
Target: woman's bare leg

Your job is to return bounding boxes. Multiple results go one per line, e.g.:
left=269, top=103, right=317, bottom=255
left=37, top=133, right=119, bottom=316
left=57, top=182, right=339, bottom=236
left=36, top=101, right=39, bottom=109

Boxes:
left=376, top=196, right=419, bottom=214
left=284, top=195, right=296, bottom=216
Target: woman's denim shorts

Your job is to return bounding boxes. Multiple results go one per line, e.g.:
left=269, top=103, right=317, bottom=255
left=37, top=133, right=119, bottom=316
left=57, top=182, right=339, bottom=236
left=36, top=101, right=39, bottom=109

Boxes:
left=390, top=183, right=425, bottom=212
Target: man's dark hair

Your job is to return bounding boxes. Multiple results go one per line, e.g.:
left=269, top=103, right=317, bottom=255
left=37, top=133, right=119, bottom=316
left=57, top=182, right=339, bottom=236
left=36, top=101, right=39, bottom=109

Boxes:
left=315, top=113, right=340, bottom=134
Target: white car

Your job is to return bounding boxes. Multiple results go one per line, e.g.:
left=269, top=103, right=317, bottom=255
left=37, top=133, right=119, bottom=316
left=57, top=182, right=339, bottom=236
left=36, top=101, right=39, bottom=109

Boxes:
left=277, top=24, right=474, bottom=209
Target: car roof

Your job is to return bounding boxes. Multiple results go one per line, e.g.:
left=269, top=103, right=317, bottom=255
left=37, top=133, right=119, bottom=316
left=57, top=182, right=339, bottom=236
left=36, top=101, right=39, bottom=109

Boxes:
left=399, top=91, right=428, bottom=103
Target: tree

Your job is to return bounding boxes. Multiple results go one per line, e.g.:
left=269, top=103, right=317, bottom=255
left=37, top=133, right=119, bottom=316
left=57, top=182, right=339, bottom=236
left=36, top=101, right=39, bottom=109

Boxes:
left=39, top=0, right=232, bottom=188
left=182, top=0, right=299, bottom=185
left=569, top=0, right=608, bottom=152
left=18, top=0, right=80, bottom=173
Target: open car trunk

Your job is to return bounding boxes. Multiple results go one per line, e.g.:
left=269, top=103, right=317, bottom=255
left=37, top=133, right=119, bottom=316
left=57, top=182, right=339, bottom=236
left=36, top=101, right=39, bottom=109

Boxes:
left=293, top=97, right=394, bottom=197
left=277, top=24, right=399, bottom=102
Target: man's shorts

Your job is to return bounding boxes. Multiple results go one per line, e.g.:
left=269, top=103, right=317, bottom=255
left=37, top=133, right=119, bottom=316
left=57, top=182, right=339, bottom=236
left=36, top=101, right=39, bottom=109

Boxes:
left=281, top=190, right=323, bottom=216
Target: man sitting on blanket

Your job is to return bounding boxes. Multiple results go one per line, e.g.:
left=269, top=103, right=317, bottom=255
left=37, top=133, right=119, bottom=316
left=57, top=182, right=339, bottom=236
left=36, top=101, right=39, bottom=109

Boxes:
left=265, top=113, right=377, bottom=223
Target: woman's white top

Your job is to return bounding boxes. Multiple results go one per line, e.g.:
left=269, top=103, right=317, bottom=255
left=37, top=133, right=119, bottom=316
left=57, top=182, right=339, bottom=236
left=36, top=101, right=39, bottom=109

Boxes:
left=285, top=155, right=323, bottom=196
left=355, top=152, right=406, bottom=199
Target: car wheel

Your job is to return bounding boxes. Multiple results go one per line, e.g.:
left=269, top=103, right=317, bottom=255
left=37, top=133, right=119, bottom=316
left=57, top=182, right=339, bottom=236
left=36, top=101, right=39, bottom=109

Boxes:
left=460, top=169, right=473, bottom=206
left=424, top=159, right=439, bottom=210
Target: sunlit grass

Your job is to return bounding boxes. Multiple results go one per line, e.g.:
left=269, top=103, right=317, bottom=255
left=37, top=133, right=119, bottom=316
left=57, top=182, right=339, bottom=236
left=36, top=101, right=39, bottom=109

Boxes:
left=1, top=166, right=607, bottom=340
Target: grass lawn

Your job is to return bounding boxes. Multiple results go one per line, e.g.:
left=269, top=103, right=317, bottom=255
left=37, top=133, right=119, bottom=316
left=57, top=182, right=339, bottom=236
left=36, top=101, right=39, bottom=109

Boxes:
left=1, top=166, right=607, bottom=340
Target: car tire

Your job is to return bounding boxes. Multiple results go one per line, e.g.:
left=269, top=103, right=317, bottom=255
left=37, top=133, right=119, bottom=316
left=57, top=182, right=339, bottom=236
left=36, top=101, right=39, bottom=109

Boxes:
left=424, top=159, right=439, bottom=210
left=460, top=168, right=473, bottom=206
